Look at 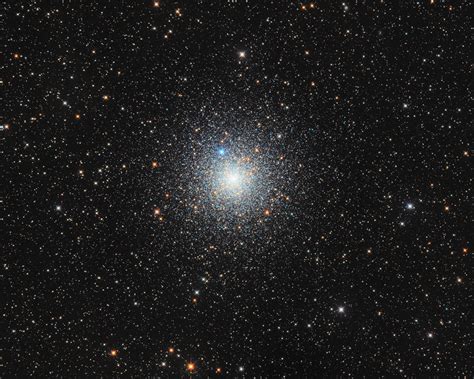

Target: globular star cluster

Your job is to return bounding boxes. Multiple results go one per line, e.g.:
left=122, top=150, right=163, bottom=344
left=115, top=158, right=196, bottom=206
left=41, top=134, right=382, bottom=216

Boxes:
left=170, top=111, right=300, bottom=231
left=2, top=0, right=472, bottom=377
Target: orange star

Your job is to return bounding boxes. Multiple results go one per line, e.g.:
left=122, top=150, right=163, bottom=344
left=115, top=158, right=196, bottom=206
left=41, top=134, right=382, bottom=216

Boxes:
left=186, top=362, right=196, bottom=372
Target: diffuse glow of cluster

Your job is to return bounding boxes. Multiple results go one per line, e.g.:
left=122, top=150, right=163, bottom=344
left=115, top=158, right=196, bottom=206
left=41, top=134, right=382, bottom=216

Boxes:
left=202, top=144, right=271, bottom=213
left=214, top=155, right=257, bottom=197
left=179, top=128, right=294, bottom=227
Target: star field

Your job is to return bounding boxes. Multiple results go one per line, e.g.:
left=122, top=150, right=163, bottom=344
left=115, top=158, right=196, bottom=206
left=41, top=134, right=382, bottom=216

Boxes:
left=2, top=0, right=472, bottom=377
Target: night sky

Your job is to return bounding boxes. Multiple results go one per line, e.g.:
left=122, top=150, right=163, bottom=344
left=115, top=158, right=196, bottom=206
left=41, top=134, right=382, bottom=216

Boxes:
left=2, top=0, right=472, bottom=377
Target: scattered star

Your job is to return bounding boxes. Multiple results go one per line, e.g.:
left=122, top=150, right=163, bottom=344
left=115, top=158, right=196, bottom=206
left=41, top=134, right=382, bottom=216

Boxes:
left=186, top=362, right=196, bottom=372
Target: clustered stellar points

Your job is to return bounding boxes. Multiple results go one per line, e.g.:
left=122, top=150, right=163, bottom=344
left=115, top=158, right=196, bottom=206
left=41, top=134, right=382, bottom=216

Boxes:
left=180, top=130, right=292, bottom=226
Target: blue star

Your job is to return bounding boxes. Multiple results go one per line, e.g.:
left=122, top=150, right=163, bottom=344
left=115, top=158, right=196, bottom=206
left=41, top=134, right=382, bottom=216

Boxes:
left=218, top=147, right=225, bottom=156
